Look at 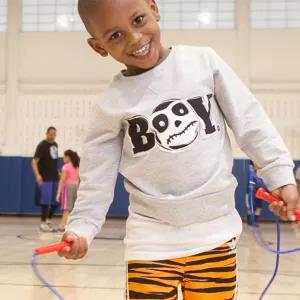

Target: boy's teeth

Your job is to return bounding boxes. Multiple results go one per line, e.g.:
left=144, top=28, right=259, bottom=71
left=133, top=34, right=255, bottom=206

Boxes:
left=133, top=44, right=149, bottom=55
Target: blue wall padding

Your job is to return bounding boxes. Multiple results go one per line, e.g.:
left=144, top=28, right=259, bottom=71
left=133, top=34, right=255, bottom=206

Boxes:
left=0, top=157, right=299, bottom=219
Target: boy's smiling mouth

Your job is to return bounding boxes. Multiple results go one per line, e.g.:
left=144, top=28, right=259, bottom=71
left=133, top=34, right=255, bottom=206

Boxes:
left=130, top=43, right=151, bottom=58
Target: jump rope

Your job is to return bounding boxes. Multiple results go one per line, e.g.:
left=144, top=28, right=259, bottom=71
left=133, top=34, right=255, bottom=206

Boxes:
left=32, top=164, right=300, bottom=300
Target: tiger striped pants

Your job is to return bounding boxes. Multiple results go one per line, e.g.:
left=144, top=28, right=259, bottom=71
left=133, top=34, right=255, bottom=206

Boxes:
left=127, top=239, right=237, bottom=300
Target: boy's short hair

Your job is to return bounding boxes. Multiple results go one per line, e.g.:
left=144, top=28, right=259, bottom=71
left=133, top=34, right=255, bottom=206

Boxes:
left=78, top=0, right=102, bottom=34
left=78, top=0, right=149, bottom=35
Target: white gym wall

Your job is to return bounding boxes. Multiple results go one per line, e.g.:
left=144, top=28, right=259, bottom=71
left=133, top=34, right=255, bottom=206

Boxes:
left=0, top=0, right=299, bottom=158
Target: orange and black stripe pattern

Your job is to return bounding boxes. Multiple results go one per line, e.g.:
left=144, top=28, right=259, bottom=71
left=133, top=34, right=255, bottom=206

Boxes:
left=127, top=239, right=237, bottom=300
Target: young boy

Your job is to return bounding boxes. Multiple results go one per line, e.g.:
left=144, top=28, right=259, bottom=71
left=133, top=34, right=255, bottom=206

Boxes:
left=59, top=0, right=300, bottom=299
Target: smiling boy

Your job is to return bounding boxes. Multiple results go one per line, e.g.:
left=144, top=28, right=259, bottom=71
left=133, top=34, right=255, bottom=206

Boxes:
left=59, top=1, right=300, bottom=299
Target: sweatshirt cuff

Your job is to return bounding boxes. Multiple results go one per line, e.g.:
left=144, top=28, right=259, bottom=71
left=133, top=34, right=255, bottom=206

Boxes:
left=66, top=221, right=99, bottom=248
left=259, top=166, right=296, bottom=191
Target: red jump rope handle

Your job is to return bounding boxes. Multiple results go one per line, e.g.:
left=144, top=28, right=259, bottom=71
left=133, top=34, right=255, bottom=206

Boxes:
left=34, top=242, right=72, bottom=255
left=256, top=188, right=300, bottom=220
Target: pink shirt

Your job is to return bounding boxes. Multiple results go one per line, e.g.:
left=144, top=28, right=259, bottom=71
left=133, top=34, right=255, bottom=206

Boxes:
left=62, top=162, right=79, bottom=185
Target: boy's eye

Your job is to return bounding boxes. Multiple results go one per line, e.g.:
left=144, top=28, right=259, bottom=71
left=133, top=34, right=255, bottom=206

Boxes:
left=134, top=16, right=144, bottom=25
left=110, top=32, right=121, bottom=40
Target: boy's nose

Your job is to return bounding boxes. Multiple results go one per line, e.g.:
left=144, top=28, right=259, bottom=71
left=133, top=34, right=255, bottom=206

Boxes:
left=128, top=32, right=143, bottom=46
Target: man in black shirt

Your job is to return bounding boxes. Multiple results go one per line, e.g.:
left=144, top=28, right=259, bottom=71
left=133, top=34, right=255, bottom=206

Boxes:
left=32, top=126, right=60, bottom=232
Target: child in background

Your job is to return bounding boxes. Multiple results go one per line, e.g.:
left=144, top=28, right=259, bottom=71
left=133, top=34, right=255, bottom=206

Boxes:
left=59, top=1, right=300, bottom=299
left=246, top=161, right=262, bottom=226
left=56, top=150, right=80, bottom=232
left=296, top=165, right=300, bottom=192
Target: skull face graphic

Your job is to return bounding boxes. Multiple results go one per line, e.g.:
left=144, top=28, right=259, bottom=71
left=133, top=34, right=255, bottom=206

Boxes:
left=149, top=100, right=199, bottom=151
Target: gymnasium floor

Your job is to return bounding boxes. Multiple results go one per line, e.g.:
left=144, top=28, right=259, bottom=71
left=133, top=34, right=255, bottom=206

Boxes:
left=0, top=217, right=300, bottom=300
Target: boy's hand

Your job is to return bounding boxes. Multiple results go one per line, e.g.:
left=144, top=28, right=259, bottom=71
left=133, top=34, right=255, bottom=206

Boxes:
left=58, top=232, right=88, bottom=260
left=269, top=184, right=300, bottom=228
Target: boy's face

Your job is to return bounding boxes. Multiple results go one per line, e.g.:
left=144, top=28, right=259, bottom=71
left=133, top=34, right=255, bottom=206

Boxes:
left=87, top=0, right=163, bottom=73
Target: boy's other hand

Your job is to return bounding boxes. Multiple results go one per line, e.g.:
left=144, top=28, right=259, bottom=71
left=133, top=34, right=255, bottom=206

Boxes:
left=58, top=231, right=88, bottom=260
left=269, top=184, right=300, bottom=228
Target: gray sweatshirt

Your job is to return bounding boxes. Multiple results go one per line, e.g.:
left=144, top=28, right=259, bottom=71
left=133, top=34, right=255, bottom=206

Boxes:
left=67, top=46, right=295, bottom=260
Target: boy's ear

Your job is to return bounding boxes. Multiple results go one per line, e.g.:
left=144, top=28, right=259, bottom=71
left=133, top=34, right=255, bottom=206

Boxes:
left=88, top=38, right=108, bottom=57
left=149, top=0, right=161, bottom=22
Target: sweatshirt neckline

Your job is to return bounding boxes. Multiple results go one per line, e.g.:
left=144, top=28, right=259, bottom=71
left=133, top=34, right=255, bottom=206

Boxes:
left=115, top=46, right=177, bottom=82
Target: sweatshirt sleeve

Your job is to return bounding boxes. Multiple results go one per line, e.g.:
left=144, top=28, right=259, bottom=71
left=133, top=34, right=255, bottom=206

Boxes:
left=206, top=47, right=295, bottom=191
left=66, top=103, right=123, bottom=247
